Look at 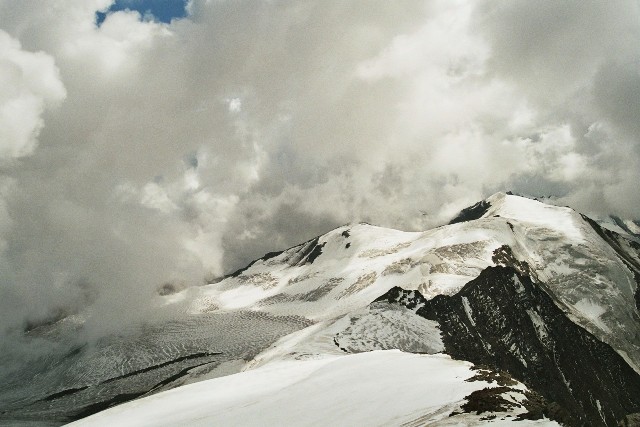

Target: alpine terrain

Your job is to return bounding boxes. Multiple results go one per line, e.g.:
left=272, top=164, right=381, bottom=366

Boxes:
left=2, top=192, right=640, bottom=426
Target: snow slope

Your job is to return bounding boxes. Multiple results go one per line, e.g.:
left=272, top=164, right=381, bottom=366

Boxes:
left=184, top=192, right=640, bottom=371
left=67, top=350, right=558, bottom=427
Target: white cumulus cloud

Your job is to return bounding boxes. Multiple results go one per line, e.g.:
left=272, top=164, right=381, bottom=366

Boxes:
left=0, top=30, right=66, bottom=159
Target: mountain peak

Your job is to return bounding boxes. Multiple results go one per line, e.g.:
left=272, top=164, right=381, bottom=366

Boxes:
left=448, top=191, right=561, bottom=226
left=6, top=194, right=640, bottom=426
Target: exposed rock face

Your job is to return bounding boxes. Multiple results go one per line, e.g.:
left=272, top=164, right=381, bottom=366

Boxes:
left=376, top=266, right=640, bottom=426
left=448, top=200, right=492, bottom=225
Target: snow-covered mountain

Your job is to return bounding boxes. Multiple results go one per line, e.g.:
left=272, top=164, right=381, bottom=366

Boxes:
left=2, top=193, right=640, bottom=426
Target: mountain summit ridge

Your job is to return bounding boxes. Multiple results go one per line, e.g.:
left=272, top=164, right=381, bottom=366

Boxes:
left=2, top=193, right=640, bottom=426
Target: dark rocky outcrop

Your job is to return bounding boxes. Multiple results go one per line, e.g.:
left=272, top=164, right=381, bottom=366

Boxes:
left=448, top=200, right=491, bottom=225
left=376, top=266, right=640, bottom=426
left=283, top=237, right=326, bottom=266
left=227, top=250, right=285, bottom=278
left=461, top=386, right=515, bottom=415
left=302, top=239, right=325, bottom=265
left=225, top=234, right=328, bottom=279
left=491, top=244, right=532, bottom=277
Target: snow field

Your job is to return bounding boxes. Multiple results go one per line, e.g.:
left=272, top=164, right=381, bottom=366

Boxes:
left=66, top=350, right=557, bottom=427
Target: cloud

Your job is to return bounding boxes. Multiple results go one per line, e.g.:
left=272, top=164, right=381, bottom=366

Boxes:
left=0, top=0, right=639, bottom=346
left=0, top=30, right=66, bottom=159
left=593, top=61, right=640, bottom=140
left=470, top=1, right=640, bottom=208
left=0, top=28, right=67, bottom=349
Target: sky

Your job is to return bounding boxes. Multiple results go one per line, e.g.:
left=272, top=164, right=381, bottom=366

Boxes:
left=0, top=0, right=639, bottom=342
left=96, top=0, right=188, bottom=25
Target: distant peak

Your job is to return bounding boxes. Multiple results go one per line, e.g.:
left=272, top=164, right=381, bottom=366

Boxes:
left=448, top=192, right=554, bottom=226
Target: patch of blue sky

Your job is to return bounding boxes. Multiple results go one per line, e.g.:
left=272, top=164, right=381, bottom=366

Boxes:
left=96, top=0, right=188, bottom=26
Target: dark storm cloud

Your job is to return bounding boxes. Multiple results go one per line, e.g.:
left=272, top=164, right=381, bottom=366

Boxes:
left=593, top=61, right=640, bottom=140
